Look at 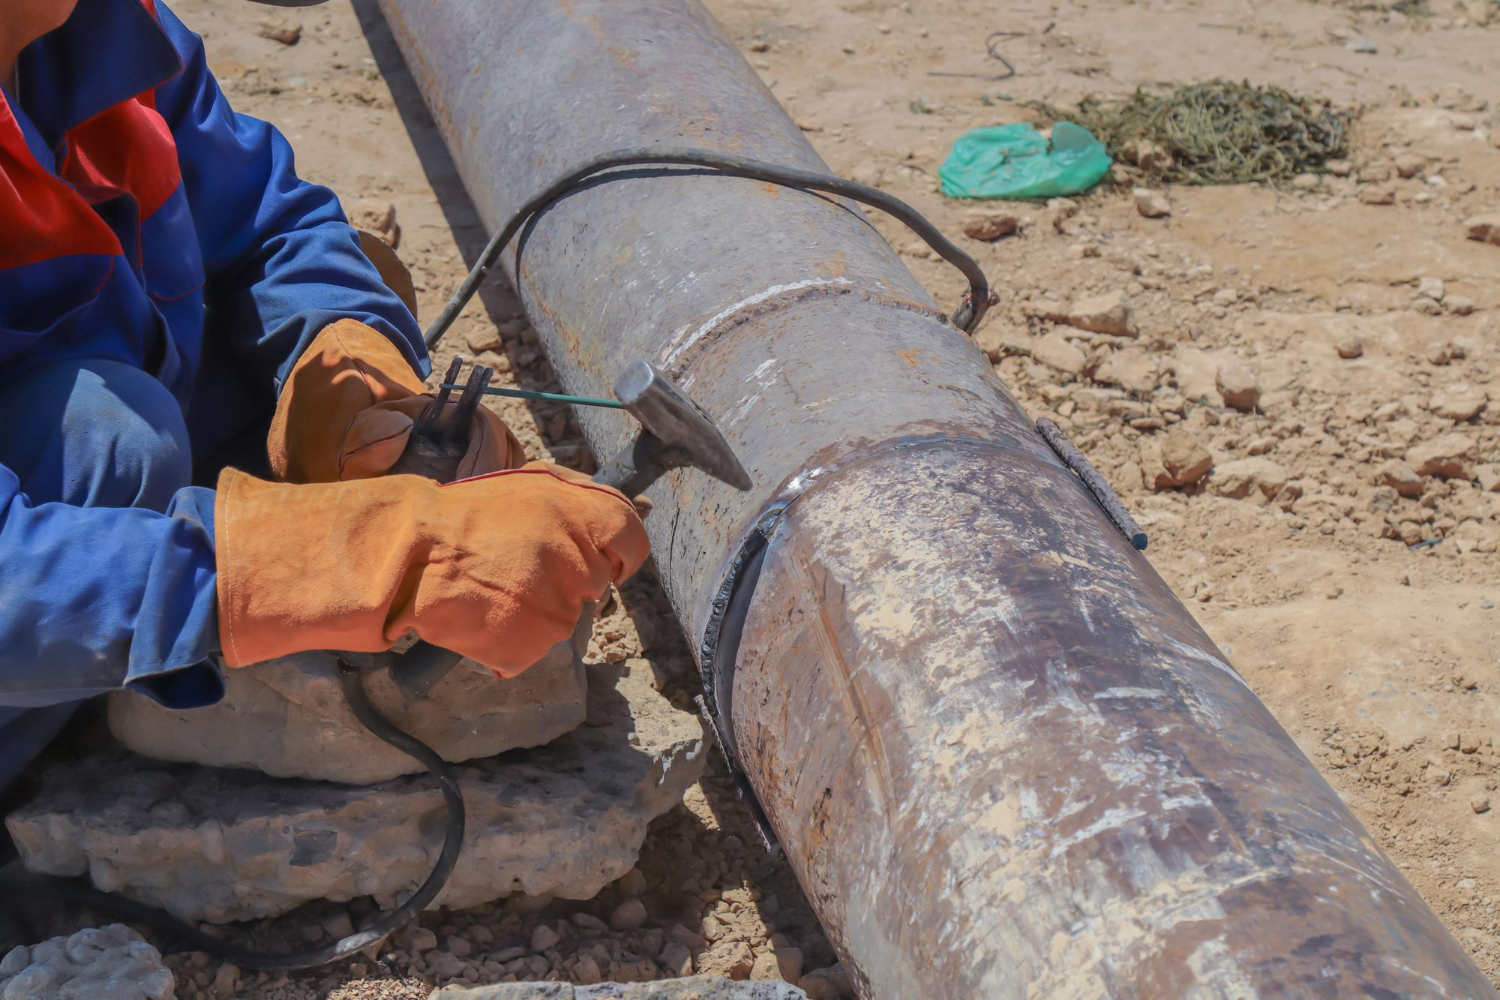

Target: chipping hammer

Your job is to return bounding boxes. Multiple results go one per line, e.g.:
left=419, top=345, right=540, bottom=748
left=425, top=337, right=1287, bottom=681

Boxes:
left=366, top=358, right=753, bottom=699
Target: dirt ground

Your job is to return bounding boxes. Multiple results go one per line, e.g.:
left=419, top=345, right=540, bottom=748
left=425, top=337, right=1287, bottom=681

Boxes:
left=135, top=0, right=1500, bottom=995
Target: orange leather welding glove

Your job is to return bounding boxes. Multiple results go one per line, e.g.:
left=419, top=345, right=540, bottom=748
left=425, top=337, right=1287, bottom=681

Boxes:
left=268, top=319, right=525, bottom=483
left=215, top=463, right=650, bottom=677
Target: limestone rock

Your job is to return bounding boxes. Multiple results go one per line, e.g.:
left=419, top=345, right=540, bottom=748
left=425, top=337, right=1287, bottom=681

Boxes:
left=429, top=978, right=807, bottom=999
left=107, top=614, right=592, bottom=785
left=348, top=198, right=399, bottom=248
left=1210, top=458, right=1289, bottom=500
left=1375, top=460, right=1424, bottom=498
left=1393, top=153, right=1426, bottom=179
left=1465, top=214, right=1500, bottom=246
left=257, top=19, right=301, bottom=45
left=8, top=661, right=705, bottom=922
left=1133, top=187, right=1170, bottom=219
left=1031, top=332, right=1086, bottom=376
left=1335, top=334, right=1363, bottom=359
left=971, top=324, right=1029, bottom=362
left=1406, top=433, right=1477, bottom=480
left=1215, top=361, right=1260, bottom=411
left=0, top=925, right=174, bottom=1000
left=1152, top=429, right=1213, bottom=490
left=1093, top=348, right=1158, bottom=394
left=960, top=209, right=1020, bottom=241
left=797, top=964, right=855, bottom=1000
left=1428, top=384, right=1487, bottom=422
left=1063, top=290, right=1136, bottom=337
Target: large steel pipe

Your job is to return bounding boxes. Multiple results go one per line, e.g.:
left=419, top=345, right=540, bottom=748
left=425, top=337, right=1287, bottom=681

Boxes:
left=376, top=2, right=1493, bottom=995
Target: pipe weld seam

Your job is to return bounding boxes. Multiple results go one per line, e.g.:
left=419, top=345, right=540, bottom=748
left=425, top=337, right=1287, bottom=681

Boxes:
left=661, top=282, right=948, bottom=380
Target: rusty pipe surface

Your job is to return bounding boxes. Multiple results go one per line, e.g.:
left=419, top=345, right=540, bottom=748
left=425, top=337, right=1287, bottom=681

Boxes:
left=375, top=1, right=1493, bottom=995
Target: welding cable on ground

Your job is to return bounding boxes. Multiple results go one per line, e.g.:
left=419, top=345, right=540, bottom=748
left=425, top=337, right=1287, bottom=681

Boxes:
left=422, top=146, right=998, bottom=349
left=0, top=658, right=465, bottom=971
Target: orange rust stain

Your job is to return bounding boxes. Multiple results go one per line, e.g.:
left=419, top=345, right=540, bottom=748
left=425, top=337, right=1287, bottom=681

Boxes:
left=761, top=182, right=780, bottom=196
left=815, top=252, right=848, bottom=279
left=896, top=348, right=923, bottom=367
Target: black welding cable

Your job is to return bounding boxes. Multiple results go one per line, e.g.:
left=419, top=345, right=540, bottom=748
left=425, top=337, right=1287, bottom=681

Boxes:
left=0, top=658, right=465, bottom=971
left=423, top=146, right=998, bottom=349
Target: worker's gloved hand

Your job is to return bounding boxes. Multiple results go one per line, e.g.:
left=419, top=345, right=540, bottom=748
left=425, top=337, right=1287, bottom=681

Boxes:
left=268, top=319, right=524, bottom=483
left=215, top=463, right=650, bottom=677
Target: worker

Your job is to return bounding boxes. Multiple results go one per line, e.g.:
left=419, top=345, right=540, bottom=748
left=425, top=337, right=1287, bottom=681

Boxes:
left=0, top=0, right=651, bottom=795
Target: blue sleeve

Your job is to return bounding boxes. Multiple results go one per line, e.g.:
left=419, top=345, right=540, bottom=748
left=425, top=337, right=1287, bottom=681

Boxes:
left=0, top=467, right=223, bottom=710
left=150, top=1, right=429, bottom=394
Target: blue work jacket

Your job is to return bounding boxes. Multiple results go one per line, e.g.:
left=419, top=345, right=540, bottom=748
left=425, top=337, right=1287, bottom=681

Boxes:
left=0, top=1, right=426, bottom=717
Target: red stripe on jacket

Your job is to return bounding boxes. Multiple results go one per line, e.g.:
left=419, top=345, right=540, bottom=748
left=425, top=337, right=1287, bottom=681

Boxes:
left=0, top=0, right=180, bottom=270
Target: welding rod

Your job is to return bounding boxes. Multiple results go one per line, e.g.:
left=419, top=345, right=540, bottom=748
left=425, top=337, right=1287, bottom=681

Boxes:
left=438, top=382, right=625, bottom=409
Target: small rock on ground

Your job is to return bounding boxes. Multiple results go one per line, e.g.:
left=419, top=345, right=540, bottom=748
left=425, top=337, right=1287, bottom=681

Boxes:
left=1133, top=187, right=1171, bottom=218
left=0, top=925, right=173, bottom=1000
left=1464, top=214, right=1500, bottom=246
left=1062, top=290, right=1137, bottom=337
left=429, top=975, right=808, bottom=998
left=961, top=208, right=1020, bottom=241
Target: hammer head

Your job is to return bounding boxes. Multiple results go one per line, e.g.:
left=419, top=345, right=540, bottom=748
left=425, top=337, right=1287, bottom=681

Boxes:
left=613, top=361, right=752, bottom=491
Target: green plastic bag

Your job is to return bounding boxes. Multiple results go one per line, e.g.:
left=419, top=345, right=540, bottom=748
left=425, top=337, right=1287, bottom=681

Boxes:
left=939, top=121, right=1112, bottom=200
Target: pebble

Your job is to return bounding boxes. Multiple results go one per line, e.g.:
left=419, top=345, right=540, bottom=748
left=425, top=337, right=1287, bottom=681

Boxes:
left=257, top=19, right=302, bottom=45
left=1154, top=428, right=1213, bottom=490
left=961, top=208, right=1021, bottom=241
left=1358, top=185, right=1396, bottom=206
left=447, top=935, right=472, bottom=958
left=531, top=924, right=561, bottom=952
left=212, top=962, right=240, bottom=996
left=1063, top=289, right=1137, bottom=337
left=1215, top=361, right=1260, bottom=412
left=1394, top=153, right=1426, bottom=179
left=409, top=927, right=438, bottom=953
left=609, top=898, right=649, bottom=932
left=658, top=941, right=694, bottom=977
left=1134, top=188, right=1171, bottom=219
left=1464, top=214, right=1500, bottom=246
left=574, top=953, right=603, bottom=985
left=617, top=868, right=649, bottom=897
left=1375, top=460, right=1424, bottom=499
left=1031, top=332, right=1087, bottom=376
left=748, top=39, right=770, bottom=52
left=1426, top=340, right=1463, bottom=366
left=1406, top=433, right=1477, bottom=479
left=573, top=912, right=608, bottom=934
left=321, top=909, right=355, bottom=941
left=775, top=945, right=805, bottom=983
left=669, top=923, right=709, bottom=951
left=1335, top=334, right=1363, bottom=359
left=1475, top=795, right=1492, bottom=814
left=751, top=950, right=783, bottom=980
left=1429, top=384, right=1487, bottom=422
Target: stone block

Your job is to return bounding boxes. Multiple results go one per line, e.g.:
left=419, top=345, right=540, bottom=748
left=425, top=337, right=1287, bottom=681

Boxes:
left=7, top=662, right=704, bottom=923
left=107, top=614, right=593, bottom=785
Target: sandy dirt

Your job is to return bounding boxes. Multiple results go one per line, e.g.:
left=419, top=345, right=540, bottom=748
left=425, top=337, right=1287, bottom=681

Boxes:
left=112, top=0, right=1500, bottom=995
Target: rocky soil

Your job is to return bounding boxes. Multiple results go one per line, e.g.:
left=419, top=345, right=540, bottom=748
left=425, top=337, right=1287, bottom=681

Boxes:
left=18, top=0, right=1498, bottom=996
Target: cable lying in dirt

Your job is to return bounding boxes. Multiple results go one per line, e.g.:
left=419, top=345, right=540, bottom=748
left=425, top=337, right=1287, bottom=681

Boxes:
left=1034, top=80, right=1353, bottom=184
